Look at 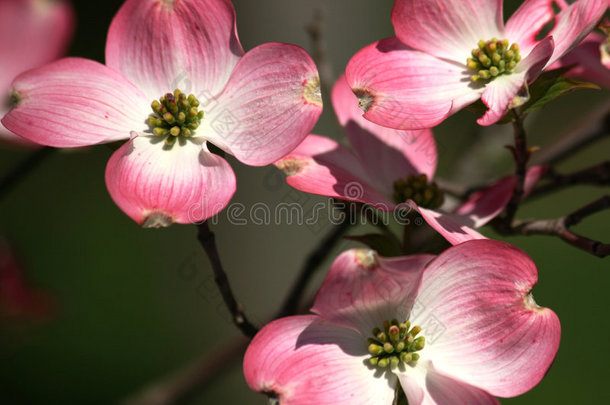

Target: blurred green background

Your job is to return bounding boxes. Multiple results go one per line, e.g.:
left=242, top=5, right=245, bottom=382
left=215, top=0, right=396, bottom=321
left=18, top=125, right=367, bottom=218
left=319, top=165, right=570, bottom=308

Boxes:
left=0, top=0, right=608, bottom=404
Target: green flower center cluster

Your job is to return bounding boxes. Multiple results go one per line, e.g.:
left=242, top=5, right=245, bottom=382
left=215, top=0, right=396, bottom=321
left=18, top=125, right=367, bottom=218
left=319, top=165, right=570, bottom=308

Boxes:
left=467, top=38, right=521, bottom=82
left=148, top=89, right=204, bottom=147
left=392, top=174, right=444, bottom=209
left=367, top=319, right=425, bottom=369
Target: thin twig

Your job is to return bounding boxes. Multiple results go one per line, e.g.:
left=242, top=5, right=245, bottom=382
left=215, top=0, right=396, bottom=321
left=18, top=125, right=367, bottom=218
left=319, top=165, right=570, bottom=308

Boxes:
left=530, top=99, right=610, bottom=166
left=0, top=147, right=54, bottom=200
left=493, top=195, right=610, bottom=258
left=529, top=160, right=610, bottom=199
left=502, top=110, right=530, bottom=227
left=122, top=337, right=248, bottom=405
left=277, top=204, right=354, bottom=318
left=197, top=222, right=258, bottom=338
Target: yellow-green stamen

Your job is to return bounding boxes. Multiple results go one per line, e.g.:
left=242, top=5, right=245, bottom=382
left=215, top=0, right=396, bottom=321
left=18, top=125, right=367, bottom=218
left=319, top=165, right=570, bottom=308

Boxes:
left=392, top=174, right=444, bottom=209
left=367, top=319, right=425, bottom=369
left=467, top=38, right=521, bottom=83
left=148, top=89, right=204, bottom=147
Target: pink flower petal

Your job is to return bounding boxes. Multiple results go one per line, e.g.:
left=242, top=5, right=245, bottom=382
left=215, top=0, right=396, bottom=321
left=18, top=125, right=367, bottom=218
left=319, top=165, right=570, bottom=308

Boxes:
left=553, top=32, right=610, bottom=88
left=204, top=43, right=322, bottom=166
left=346, top=37, right=481, bottom=130
left=0, top=0, right=73, bottom=91
left=0, top=0, right=73, bottom=146
left=105, top=136, right=236, bottom=227
left=478, top=37, right=554, bottom=126
left=332, top=75, right=437, bottom=192
left=505, top=0, right=558, bottom=54
left=391, top=0, right=503, bottom=63
left=455, top=177, right=516, bottom=228
left=2, top=58, right=150, bottom=147
left=454, top=166, right=547, bottom=228
left=410, top=203, right=487, bottom=245
left=547, top=0, right=607, bottom=66
left=522, top=165, right=547, bottom=199
left=244, top=315, right=397, bottom=405
left=411, top=240, right=561, bottom=398
left=275, top=135, right=396, bottom=209
left=311, top=249, right=434, bottom=334
left=399, top=362, right=499, bottom=405
left=106, top=0, right=244, bottom=100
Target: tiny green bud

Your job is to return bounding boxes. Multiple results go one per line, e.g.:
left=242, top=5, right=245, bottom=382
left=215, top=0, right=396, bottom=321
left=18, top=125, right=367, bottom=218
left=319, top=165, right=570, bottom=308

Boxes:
left=383, top=342, right=395, bottom=354
left=368, top=343, right=384, bottom=356
left=377, top=358, right=390, bottom=368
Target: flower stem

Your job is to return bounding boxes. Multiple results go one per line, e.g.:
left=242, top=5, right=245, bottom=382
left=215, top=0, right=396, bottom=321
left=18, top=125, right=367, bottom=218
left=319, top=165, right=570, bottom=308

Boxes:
left=196, top=222, right=258, bottom=338
left=503, top=109, right=529, bottom=226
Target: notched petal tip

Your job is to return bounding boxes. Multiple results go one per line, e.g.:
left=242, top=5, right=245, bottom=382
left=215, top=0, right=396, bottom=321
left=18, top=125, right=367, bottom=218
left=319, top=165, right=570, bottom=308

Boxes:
left=275, top=158, right=305, bottom=176
left=263, top=390, right=280, bottom=405
left=142, top=212, right=175, bottom=228
left=524, top=292, right=548, bottom=314
left=158, top=0, right=177, bottom=11
left=352, top=87, right=375, bottom=113
left=8, top=92, right=21, bottom=109
left=355, top=249, right=378, bottom=269
left=303, top=76, right=322, bottom=106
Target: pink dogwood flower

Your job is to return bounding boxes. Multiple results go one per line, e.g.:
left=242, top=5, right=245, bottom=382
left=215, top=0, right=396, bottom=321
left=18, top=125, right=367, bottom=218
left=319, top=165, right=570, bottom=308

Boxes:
left=0, top=0, right=74, bottom=146
left=2, top=0, right=322, bottom=227
left=345, top=0, right=607, bottom=129
left=244, top=240, right=561, bottom=404
left=275, top=75, right=545, bottom=244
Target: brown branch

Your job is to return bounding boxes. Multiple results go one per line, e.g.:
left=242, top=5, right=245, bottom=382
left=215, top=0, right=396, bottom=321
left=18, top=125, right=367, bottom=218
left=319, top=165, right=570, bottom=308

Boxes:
left=493, top=195, right=610, bottom=258
left=122, top=337, right=248, bottom=405
left=529, top=160, right=610, bottom=199
left=502, top=110, right=530, bottom=226
left=197, top=222, right=258, bottom=338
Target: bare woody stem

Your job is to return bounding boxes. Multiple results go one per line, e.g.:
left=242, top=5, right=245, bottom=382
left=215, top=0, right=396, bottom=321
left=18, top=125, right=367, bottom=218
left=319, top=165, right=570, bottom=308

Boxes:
left=502, top=110, right=529, bottom=226
left=529, top=160, right=610, bottom=199
left=197, top=222, right=258, bottom=338
left=494, top=195, right=610, bottom=258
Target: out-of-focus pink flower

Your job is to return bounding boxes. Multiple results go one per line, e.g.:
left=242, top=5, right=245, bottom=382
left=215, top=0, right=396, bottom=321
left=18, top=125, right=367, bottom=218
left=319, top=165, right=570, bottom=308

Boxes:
left=553, top=4, right=610, bottom=89
left=244, top=240, right=561, bottom=405
left=346, top=0, right=606, bottom=129
left=275, top=75, right=545, bottom=244
left=0, top=239, right=55, bottom=320
left=0, top=0, right=74, bottom=146
left=2, top=0, right=322, bottom=227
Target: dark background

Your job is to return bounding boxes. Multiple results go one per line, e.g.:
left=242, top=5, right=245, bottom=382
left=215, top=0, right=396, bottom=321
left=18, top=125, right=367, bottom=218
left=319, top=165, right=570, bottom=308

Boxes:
left=0, top=0, right=608, bottom=404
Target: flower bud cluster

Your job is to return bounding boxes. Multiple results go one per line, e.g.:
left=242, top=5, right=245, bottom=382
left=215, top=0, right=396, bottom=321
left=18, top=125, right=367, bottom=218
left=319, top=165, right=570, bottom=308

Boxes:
left=392, top=174, right=444, bottom=208
left=467, top=38, right=521, bottom=82
left=367, top=319, right=425, bottom=369
left=148, top=89, right=204, bottom=147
